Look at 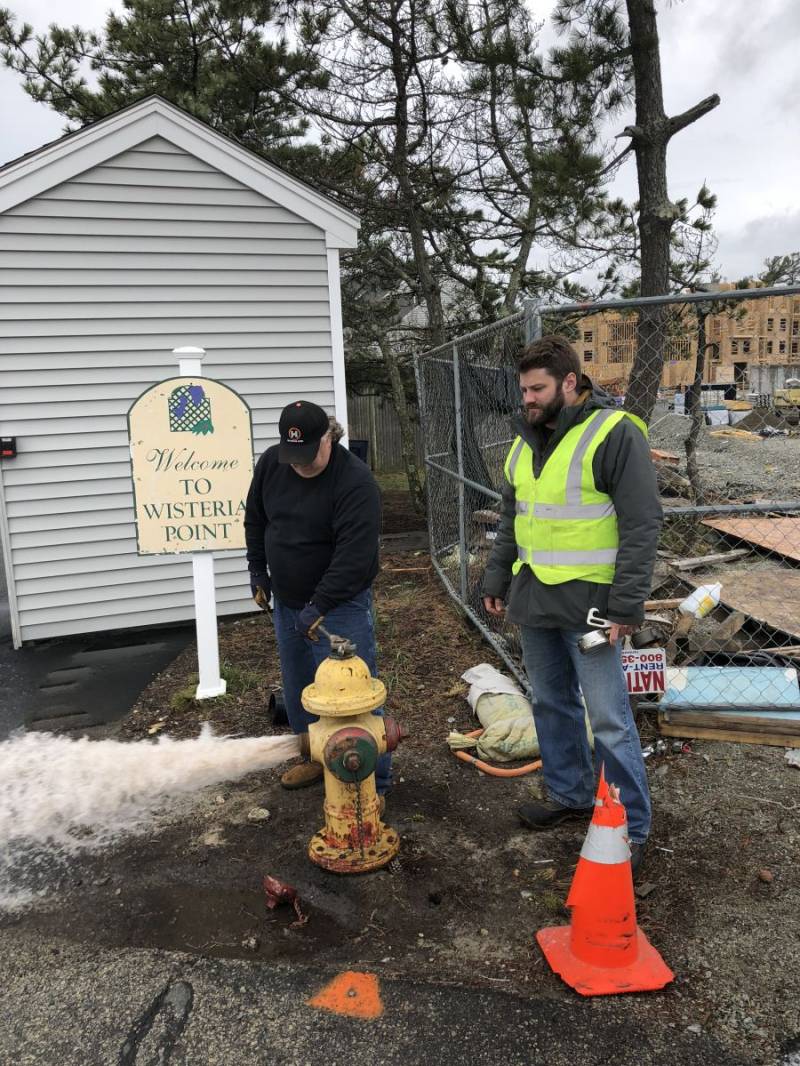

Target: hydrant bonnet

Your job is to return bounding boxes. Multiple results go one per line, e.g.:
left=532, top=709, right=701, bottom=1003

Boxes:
left=302, top=655, right=386, bottom=717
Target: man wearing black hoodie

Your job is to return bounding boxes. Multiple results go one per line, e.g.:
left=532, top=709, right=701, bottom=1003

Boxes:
left=481, top=337, right=662, bottom=874
left=245, top=400, right=390, bottom=795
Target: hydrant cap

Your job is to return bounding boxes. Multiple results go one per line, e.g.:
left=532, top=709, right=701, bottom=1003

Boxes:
left=301, top=654, right=386, bottom=716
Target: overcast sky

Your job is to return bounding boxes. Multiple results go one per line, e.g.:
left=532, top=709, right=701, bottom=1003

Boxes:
left=1, top=0, right=798, bottom=281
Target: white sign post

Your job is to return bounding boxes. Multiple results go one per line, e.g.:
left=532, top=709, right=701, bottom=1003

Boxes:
left=128, top=348, right=254, bottom=702
left=175, top=347, right=226, bottom=699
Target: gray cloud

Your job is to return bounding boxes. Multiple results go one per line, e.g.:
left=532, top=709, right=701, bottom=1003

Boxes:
left=681, top=0, right=800, bottom=86
left=1, top=0, right=798, bottom=283
left=717, top=210, right=800, bottom=281
left=604, top=0, right=799, bottom=280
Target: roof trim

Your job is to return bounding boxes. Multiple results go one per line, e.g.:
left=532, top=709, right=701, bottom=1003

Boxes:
left=0, top=95, right=359, bottom=249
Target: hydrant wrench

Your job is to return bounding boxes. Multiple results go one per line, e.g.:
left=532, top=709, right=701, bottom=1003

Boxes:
left=315, top=623, right=357, bottom=659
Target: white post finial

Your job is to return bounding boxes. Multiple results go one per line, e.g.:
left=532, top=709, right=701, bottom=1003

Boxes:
left=174, top=345, right=206, bottom=377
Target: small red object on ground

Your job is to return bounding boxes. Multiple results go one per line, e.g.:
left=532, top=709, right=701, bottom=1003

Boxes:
left=263, top=875, right=308, bottom=927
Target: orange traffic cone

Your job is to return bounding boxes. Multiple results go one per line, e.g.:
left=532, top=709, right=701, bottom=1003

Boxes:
left=536, top=768, right=674, bottom=996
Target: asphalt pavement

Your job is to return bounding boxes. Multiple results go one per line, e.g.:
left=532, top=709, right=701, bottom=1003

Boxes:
left=0, top=537, right=193, bottom=739
left=0, top=927, right=755, bottom=1066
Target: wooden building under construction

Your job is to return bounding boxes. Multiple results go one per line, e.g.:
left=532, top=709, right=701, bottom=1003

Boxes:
left=579, top=287, right=800, bottom=391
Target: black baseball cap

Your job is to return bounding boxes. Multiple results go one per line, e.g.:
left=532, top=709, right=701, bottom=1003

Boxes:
left=278, top=400, right=330, bottom=464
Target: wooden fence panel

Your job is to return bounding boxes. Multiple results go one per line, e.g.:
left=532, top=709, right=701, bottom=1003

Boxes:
left=346, top=393, right=424, bottom=473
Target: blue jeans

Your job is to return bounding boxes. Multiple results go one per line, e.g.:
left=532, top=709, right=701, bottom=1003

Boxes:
left=272, top=589, right=392, bottom=795
left=519, top=626, right=651, bottom=843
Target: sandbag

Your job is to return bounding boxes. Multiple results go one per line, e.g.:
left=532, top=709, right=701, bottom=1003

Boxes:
left=447, top=663, right=594, bottom=763
left=448, top=664, right=539, bottom=762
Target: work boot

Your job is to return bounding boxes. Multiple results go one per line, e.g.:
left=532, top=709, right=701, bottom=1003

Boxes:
left=517, top=799, right=594, bottom=831
left=280, top=761, right=323, bottom=790
left=630, top=841, right=646, bottom=879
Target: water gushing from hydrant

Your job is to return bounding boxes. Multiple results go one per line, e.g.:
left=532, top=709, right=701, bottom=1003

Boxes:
left=0, top=726, right=300, bottom=909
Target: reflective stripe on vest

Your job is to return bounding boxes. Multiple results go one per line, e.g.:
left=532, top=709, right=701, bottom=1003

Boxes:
left=507, top=437, right=526, bottom=482
left=579, top=822, right=632, bottom=865
left=536, top=409, right=618, bottom=520
left=518, top=547, right=619, bottom=566
left=533, top=501, right=615, bottom=520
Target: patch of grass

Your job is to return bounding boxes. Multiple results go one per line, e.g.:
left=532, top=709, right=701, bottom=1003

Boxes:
left=376, top=471, right=411, bottom=492
left=539, top=891, right=568, bottom=917
left=380, top=648, right=416, bottom=698
left=220, top=660, right=263, bottom=695
left=377, top=585, right=419, bottom=611
left=169, top=661, right=264, bottom=713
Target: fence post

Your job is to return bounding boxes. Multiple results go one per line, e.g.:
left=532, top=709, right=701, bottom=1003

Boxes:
left=414, top=353, right=434, bottom=542
left=367, top=392, right=379, bottom=472
left=523, top=299, right=543, bottom=344
left=452, top=342, right=469, bottom=601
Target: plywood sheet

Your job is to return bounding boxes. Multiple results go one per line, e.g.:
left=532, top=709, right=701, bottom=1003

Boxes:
left=658, top=716, right=800, bottom=748
left=702, top=517, right=800, bottom=563
left=684, top=566, right=800, bottom=642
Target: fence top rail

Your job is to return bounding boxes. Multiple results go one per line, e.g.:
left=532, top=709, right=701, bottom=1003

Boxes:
left=417, top=285, right=800, bottom=365
left=538, top=283, right=800, bottom=316
left=417, top=309, right=527, bottom=362
left=664, top=502, right=800, bottom=517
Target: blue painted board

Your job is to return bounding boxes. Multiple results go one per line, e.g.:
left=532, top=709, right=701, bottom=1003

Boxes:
left=661, top=667, right=800, bottom=709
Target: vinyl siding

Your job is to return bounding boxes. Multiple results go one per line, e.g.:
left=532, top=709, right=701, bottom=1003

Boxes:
left=0, top=135, right=336, bottom=643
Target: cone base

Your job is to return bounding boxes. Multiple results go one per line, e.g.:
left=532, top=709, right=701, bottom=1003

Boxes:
left=536, top=925, right=674, bottom=997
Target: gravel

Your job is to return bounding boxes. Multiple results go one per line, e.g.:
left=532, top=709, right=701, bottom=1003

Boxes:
left=649, top=405, right=800, bottom=501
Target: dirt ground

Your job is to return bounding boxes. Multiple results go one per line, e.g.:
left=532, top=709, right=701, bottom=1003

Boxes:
left=4, top=525, right=799, bottom=1062
left=379, top=476, right=428, bottom=534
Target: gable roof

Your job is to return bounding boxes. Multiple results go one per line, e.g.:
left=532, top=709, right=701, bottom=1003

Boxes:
left=0, top=95, right=359, bottom=249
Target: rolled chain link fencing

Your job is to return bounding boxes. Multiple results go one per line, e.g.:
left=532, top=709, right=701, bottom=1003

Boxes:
left=416, top=286, right=800, bottom=729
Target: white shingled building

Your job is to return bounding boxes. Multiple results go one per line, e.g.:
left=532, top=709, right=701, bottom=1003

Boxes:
left=0, top=96, right=359, bottom=647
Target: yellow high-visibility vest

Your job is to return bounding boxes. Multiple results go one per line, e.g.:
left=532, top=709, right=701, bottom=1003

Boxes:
left=504, top=409, right=648, bottom=585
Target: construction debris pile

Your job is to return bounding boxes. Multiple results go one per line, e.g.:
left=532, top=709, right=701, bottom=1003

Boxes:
left=642, top=519, right=800, bottom=746
left=648, top=402, right=800, bottom=501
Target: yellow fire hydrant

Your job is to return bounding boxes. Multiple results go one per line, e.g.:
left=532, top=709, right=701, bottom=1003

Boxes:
left=300, top=626, right=404, bottom=874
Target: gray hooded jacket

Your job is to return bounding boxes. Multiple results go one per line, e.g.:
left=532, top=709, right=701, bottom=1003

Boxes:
left=481, top=377, right=663, bottom=629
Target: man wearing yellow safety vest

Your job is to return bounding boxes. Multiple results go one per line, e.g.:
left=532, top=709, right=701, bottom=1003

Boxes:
left=482, top=336, right=662, bottom=876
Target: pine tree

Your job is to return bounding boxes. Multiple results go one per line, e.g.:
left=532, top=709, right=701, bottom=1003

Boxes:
left=551, top=0, right=720, bottom=422
left=759, top=254, right=800, bottom=288
left=441, top=0, right=632, bottom=319
left=0, top=2, right=324, bottom=163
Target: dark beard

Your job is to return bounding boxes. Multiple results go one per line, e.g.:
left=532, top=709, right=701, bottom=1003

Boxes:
left=525, top=393, right=565, bottom=425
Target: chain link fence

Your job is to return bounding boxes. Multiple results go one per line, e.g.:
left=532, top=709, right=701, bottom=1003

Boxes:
left=416, top=287, right=800, bottom=742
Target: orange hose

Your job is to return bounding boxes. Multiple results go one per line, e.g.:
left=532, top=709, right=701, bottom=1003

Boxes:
left=451, top=728, right=542, bottom=777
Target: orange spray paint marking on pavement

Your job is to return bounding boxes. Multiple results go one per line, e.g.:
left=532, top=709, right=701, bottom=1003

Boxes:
left=307, top=971, right=384, bottom=1019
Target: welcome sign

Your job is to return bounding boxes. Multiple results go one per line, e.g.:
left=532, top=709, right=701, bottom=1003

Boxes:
left=128, top=377, right=253, bottom=555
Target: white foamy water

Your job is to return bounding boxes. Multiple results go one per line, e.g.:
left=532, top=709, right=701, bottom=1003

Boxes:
left=0, top=727, right=300, bottom=908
